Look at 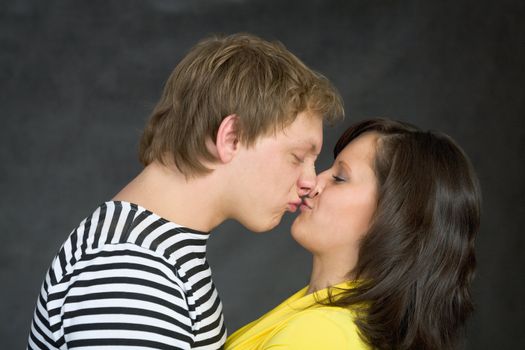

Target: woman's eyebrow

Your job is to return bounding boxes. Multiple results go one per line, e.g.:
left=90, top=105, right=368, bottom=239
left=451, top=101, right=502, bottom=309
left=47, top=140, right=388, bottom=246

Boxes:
left=337, top=160, right=352, bottom=173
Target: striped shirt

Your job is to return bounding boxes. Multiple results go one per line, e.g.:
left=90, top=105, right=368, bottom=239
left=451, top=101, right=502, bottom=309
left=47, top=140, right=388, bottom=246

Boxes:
left=27, top=201, right=226, bottom=350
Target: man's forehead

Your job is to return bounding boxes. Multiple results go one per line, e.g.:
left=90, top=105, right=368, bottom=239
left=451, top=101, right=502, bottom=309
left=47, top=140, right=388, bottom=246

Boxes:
left=290, top=139, right=321, bottom=154
left=279, top=113, right=323, bottom=153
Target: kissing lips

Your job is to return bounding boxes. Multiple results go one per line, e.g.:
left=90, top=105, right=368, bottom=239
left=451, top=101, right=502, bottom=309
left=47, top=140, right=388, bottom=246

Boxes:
left=288, top=201, right=302, bottom=213
left=300, top=197, right=313, bottom=211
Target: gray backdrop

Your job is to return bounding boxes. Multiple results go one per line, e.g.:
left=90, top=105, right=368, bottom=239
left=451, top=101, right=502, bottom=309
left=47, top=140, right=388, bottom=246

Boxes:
left=1, top=0, right=524, bottom=348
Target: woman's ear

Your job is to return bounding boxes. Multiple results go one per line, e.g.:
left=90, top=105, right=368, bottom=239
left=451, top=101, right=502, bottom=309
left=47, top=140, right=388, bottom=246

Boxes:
left=214, top=114, right=239, bottom=163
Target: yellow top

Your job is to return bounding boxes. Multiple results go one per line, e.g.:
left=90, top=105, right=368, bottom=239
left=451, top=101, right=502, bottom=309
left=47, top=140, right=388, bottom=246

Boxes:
left=225, top=281, right=370, bottom=350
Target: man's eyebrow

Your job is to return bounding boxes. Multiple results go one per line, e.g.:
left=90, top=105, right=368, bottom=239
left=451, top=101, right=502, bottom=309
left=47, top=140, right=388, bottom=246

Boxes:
left=306, top=141, right=320, bottom=152
left=307, top=142, right=319, bottom=155
left=290, top=140, right=321, bottom=155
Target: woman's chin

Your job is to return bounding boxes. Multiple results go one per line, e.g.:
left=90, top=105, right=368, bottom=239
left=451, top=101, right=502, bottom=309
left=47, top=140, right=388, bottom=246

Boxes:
left=290, top=215, right=309, bottom=242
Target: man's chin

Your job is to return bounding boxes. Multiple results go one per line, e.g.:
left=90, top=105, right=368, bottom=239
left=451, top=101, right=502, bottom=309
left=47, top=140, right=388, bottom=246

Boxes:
left=245, top=213, right=284, bottom=233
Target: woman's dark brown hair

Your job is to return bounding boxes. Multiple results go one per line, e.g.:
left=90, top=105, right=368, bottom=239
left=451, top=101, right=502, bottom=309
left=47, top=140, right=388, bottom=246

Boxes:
left=328, top=118, right=481, bottom=349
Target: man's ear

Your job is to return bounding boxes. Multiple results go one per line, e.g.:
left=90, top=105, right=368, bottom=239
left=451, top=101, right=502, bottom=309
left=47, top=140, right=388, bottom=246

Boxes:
left=215, top=114, right=239, bottom=163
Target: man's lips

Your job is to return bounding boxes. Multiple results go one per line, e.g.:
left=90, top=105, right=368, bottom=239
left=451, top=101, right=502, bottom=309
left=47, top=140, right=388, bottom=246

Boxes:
left=288, top=201, right=302, bottom=212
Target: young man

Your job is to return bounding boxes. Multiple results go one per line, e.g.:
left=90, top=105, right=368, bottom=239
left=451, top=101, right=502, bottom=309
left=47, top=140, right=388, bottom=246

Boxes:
left=27, top=33, right=343, bottom=350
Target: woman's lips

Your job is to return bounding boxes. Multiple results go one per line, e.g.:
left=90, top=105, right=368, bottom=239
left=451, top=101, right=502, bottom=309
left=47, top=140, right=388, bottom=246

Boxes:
left=300, top=198, right=313, bottom=210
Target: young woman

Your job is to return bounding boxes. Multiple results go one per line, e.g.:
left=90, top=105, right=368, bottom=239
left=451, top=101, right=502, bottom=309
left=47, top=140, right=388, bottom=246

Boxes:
left=226, top=118, right=481, bottom=350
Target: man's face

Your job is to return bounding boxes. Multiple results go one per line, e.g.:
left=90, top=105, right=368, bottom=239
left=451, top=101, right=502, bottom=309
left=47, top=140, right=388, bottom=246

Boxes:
left=229, top=111, right=323, bottom=232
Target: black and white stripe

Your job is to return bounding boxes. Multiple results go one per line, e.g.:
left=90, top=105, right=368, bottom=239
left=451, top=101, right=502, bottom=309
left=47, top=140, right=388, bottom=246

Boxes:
left=28, top=201, right=226, bottom=350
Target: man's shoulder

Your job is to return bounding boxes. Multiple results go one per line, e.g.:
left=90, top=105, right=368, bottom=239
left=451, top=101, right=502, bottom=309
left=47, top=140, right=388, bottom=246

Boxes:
left=59, top=200, right=206, bottom=263
left=49, top=200, right=189, bottom=289
left=47, top=200, right=216, bottom=301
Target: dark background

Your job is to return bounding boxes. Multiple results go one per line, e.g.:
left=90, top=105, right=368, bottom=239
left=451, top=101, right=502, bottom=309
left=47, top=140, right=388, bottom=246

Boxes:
left=1, top=0, right=524, bottom=348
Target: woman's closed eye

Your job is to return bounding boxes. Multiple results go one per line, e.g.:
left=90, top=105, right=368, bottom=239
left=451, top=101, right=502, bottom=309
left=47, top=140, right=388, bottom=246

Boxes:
left=332, top=175, right=346, bottom=183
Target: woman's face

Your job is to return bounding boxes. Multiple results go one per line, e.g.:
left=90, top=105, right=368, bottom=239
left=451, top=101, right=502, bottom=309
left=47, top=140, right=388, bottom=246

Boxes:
left=291, top=132, right=379, bottom=257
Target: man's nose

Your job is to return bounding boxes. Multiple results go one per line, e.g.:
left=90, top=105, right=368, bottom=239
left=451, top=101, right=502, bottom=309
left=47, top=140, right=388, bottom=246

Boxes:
left=297, top=163, right=317, bottom=197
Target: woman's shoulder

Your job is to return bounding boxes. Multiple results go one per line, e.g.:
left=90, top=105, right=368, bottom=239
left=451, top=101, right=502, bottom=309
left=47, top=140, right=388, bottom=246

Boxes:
left=294, top=305, right=352, bottom=320
left=263, top=306, right=370, bottom=349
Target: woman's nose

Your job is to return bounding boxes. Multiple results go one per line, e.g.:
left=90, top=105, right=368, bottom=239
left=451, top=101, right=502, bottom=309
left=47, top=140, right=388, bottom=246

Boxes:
left=310, top=169, right=330, bottom=198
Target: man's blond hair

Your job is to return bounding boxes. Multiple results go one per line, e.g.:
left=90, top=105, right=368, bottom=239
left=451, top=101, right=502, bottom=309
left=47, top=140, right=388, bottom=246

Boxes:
left=139, top=33, right=344, bottom=176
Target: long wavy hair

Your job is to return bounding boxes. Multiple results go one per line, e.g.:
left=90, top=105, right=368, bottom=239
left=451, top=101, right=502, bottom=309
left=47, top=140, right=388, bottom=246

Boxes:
left=327, top=118, right=481, bottom=350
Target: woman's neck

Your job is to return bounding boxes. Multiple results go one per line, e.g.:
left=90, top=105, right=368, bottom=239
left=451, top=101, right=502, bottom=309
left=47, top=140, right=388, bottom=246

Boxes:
left=307, top=252, right=356, bottom=294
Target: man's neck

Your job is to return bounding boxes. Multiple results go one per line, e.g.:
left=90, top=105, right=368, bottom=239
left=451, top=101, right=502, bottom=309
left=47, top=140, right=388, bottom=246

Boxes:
left=113, top=161, right=227, bottom=232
